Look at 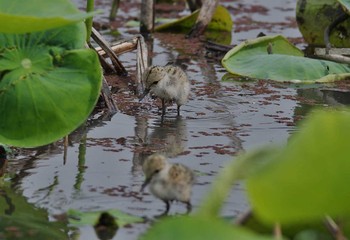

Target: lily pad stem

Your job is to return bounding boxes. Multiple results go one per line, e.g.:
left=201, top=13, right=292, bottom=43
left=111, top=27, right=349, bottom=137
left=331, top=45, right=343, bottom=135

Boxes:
left=86, top=0, right=94, bottom=43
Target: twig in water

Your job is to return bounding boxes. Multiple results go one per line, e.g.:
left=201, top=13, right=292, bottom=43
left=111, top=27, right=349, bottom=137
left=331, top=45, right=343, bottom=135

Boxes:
left=274, top=223, right=282, bottom=240
left=187, top=0, right=219, bottom=38
left=63, top=135, right=68, bottom=165
left=313, top=48, right=350, bottom=64
left=325, top=216, right=348, bottom=240
left=235, top=209, right=252, bottom=225
left=91, top=28, right=127, bottom=76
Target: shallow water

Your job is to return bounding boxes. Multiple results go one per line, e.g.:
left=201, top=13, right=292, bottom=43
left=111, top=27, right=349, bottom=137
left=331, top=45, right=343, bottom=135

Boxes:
left=3, top=1, right=350, bottom=239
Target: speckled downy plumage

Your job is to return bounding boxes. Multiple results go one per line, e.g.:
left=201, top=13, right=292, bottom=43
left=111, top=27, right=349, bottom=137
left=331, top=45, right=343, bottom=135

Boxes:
left=139, top=65, right=190, bottom=115
left=141, top=153, right=195, bottom=215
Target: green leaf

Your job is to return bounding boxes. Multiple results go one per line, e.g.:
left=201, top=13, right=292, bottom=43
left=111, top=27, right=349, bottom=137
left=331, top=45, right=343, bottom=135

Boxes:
left=42, top=22, right=87, bottom=50
left=67, top=209, right=144, bottom=227
left=221, top=35, right=350, bottom=82
left=0, top=30, right=102, bottom=147
left=142, top=216, right=274, bottom=240
left=0, top=23, right=86, bottom=51
left=196, top=147, right=279, bottom=217
left=246, top=109, right=350, bottom=224
left=155, top=5, right=233, bottom=32
left=0, top=0, right=96, bottom=33
left=296, top=0, right=350, bottom=47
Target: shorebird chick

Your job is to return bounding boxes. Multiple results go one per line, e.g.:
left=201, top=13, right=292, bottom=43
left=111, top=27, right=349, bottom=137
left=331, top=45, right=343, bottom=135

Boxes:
left=141, top=153, right=195, bottom=215
left=139, top=65, right=190, bottom=116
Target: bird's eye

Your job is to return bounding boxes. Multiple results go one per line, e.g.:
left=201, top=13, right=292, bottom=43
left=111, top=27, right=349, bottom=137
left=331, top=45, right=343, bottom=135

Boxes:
left=152, top=81, right=159, bottom=86
left=153, top=169, right=160, bottom=174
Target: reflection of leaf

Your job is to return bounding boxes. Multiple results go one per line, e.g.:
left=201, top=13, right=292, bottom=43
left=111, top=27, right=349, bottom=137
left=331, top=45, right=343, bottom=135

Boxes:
left=0, top=186, right=68, bottom=239
left=68, top=209, right=144, bottom=227
left=0, top=214, right=67, bottom=240
left=222, top=35, right=350, bottom=82
left=142, top=216, right=274, bottom=240
left=0, top=25, right=102, bottom=147
left=155, top=5, right=233, bottom=32
left=0, top=0, right=96, bottom=33
left=246, top=109, right=350, bottom=224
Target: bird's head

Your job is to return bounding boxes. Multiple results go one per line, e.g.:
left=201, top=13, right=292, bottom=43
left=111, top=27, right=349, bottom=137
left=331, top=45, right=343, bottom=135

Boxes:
left=140, top=153, right=167, bottom=191
left=139, top=66, right=166, bottom=101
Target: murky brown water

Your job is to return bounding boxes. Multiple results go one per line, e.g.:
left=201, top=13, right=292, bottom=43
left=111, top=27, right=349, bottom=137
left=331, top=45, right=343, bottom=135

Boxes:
left=3, top=0, right=350, bottom=239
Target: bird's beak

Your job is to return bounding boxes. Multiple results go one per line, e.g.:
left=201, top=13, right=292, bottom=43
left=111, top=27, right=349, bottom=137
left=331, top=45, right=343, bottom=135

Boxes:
left=139, top=89, right=150, bottom=102
left=140, top=177, right=151, bottom=192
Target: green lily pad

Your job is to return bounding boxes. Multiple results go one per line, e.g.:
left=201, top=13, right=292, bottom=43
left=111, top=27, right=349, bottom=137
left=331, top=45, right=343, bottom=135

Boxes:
left=221, top=35, right=350, bottom=82
left=155, top=5, right=233, bottom=32
left=142, top=216, right=274, bottom=240
left=43, top=22, right=87, bottom=50
left=67, top=209, right=144, bottom=227
left=0, top=22, right=86, bottom=51
left=246, top=109, right=350, bottom=224
left=0, top=26, right=102, bottom=147
left=0, top=0, right=96, bottom=33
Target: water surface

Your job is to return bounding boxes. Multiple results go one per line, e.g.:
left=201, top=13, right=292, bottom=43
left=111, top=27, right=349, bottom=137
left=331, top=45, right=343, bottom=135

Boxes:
left=4, top=1, right=350, bottom=239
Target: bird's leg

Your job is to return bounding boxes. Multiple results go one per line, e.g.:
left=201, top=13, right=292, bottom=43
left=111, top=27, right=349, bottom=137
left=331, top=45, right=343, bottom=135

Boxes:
left=155, top=200, right=170, bottom=218
left=177, top=105, right=181, bottom=116
left=185, top=201, right=192, bottom=214
left=161, top=99, right=166, bottom=116
left=164, top=200, right=171, bottom=214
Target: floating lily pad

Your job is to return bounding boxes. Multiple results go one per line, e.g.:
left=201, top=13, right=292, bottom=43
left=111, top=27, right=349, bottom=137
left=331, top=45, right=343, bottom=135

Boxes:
left=0, top=24, right=102, bottom=147
left=221, top=35, right=350, bottom=82
left=0, top=0, right=96, bottom=33
left=155, top=5, right=233, bottom=32
left=67, top=209, right=144, bottom=227
left=245, top=109, right=350, bottom=224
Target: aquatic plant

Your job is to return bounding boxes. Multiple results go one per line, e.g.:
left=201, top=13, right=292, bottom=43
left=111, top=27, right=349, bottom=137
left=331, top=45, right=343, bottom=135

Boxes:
left=0, top=0, right=102, bottom=147
left=222, top=35, right=350, bottom=83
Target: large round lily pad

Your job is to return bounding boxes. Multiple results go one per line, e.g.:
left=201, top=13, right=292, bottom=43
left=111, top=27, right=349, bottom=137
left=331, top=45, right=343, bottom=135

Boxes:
left=0, top=0, right=96, bottom=33
left=0, top=26, right=102, bottom=147
left=221, top=35, right=350, bottom=82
